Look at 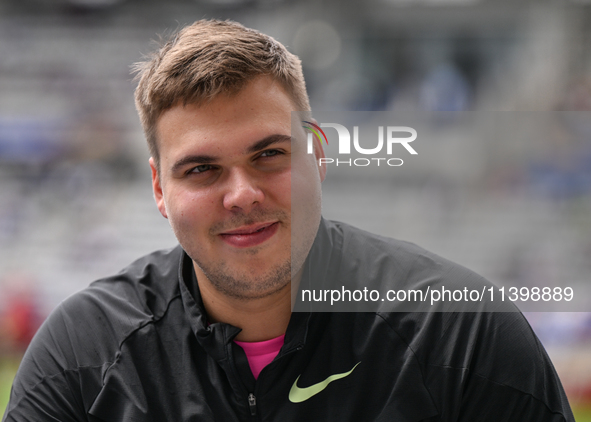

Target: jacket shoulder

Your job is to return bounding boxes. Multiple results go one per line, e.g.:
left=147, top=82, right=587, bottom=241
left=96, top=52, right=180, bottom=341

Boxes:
left=319, top=219, right=504, bottom=312
left=4, top=245, right=185, bottom=420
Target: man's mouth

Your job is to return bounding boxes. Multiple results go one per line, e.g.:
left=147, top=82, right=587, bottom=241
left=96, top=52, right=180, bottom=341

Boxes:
left=219, top=222, right=279, bottom=248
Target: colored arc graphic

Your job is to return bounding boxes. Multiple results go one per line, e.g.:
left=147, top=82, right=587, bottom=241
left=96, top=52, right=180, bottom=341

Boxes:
left=288, top=362, right=361, bottom=403
left=302, top=121, right=329, bottom=145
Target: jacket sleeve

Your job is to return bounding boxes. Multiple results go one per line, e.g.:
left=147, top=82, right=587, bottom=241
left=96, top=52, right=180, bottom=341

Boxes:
left=399, top=310, right=575, bottom=422
left=2, top=298, right=106, bottom=422
left=455, top=311, right=575, bottom=422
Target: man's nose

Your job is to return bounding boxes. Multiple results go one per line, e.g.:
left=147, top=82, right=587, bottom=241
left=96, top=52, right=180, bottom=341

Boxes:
left=222, top=169, right=265, bottom=213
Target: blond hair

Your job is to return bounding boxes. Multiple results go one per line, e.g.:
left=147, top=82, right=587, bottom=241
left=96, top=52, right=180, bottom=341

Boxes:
left=133, top=19, right=310, bottom=165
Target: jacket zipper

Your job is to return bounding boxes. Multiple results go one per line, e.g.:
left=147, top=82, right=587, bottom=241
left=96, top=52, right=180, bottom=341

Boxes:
left=248, top=392, right=256, bottom=416
left=244, top=343, right=304, bottom=419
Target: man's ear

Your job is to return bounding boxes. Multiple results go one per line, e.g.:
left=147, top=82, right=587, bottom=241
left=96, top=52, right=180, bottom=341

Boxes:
left=310, top=118, right=327, bottom=182
left=149, top=157, right=168, bottom=219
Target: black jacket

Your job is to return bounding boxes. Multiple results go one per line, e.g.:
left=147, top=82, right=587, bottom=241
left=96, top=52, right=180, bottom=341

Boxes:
left=3, top=219, right=574, bottom=421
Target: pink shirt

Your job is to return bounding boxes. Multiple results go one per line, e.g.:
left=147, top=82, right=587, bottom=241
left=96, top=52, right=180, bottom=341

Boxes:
left=234, top=334, right=285, bottom=379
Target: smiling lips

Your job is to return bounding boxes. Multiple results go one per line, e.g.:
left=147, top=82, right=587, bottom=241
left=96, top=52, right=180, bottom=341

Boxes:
left=219, top=222, right=279, bottom=248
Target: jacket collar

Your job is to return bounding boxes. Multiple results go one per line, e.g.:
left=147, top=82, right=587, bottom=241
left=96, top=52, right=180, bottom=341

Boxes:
left=176, top=244, right=315, bottom=361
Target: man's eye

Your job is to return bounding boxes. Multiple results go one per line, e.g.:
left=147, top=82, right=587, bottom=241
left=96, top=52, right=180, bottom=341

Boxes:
left=190, top=164, right=213, bottom=174
left=260, top=149, right=281, bottom=157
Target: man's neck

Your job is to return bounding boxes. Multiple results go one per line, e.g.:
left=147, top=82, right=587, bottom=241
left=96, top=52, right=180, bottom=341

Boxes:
left=194, top=263, right=299, bottom=342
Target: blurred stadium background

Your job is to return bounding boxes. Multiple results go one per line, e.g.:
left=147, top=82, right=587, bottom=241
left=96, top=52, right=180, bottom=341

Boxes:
left=0, top=0, right=590, bottom=419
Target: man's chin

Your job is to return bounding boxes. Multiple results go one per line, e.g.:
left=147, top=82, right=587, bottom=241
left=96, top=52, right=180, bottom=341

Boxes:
left=210, top=277, right=291, bottom=300
left=194, top=260, right=292, bottom=301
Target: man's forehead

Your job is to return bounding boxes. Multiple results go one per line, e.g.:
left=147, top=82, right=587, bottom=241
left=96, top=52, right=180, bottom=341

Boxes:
left=157, top=105, right=292, bottom=138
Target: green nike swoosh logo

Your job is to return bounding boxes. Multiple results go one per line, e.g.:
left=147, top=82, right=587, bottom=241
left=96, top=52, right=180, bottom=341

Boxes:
left=289, top=362, right=361, bottom=403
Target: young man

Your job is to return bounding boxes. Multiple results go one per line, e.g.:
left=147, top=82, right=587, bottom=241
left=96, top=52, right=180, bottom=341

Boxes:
left=3, top=20, right=574, bottom=421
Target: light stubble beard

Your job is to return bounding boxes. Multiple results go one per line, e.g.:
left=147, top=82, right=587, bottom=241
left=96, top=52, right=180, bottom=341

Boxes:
left=189, top=209, right=295, bottom=300
left=194, top=256, right=292, bottom=300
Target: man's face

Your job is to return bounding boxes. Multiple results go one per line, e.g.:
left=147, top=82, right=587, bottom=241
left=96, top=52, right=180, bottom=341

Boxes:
left=151, top=76, right=325, bottom=300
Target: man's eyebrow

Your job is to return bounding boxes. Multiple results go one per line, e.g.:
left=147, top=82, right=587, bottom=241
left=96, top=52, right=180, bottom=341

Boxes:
left=170, top=154, right=218, bottom=174
left=246, top=134, right=292, bottom=154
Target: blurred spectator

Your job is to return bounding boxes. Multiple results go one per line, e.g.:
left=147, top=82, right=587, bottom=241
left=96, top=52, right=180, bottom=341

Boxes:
left=0, top=274, right=43, bottom=355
